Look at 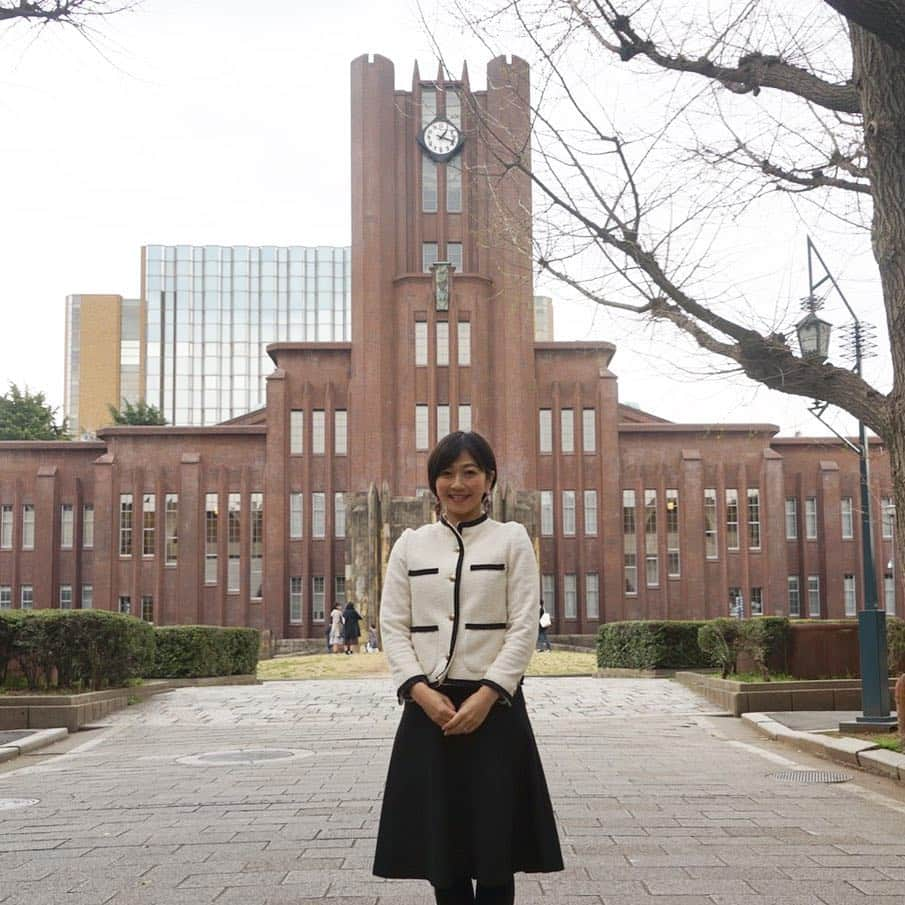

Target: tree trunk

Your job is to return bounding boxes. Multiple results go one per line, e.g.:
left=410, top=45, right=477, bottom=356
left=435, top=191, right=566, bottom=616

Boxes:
left=851, top=15, right=905, bottom=576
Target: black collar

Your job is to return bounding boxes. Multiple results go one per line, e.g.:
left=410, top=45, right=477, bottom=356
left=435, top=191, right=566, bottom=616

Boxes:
left=441, top=512, right=489, bottom=532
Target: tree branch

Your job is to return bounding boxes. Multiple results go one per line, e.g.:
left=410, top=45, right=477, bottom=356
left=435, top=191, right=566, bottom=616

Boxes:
left=822, top=0, right=905, bottom=52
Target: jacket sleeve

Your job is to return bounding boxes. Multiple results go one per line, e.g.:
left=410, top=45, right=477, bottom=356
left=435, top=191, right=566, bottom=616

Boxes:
left=480, top=524, right=539, bottom=702
left=379, top=529, right=428, bottom=703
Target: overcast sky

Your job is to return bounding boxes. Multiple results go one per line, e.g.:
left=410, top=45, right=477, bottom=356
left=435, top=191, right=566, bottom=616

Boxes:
left=0, top=0, right=890, bottom=438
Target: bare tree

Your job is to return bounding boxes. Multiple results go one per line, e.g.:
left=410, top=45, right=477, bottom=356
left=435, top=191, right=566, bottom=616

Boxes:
left=452, top=0, right=905, bottom=568
left=0, top=0, right=136, bottom=53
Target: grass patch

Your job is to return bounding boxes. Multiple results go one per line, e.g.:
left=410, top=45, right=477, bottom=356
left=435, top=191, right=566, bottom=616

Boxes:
left=257, top=649, right=597, bottom=681
left=730, top=671, right=797, bottom=683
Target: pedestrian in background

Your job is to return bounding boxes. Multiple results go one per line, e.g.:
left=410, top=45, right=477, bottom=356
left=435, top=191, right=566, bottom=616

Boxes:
left=329, top=603, right=344, bottom=654
left=537, top=601, right=552, bottom=653
left=373, top=430, right=563, bottom=904
left=342, top=601, right=363, bottom=655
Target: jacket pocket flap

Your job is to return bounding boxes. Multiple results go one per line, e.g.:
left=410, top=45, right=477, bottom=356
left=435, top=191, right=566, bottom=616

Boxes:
left=464, top=622, right=507, bottom=630
left=408, top=568, right=439, bottom=576
left=469, top=563, right=505, bottom=571
left=410, top=625, right=439, bottom=633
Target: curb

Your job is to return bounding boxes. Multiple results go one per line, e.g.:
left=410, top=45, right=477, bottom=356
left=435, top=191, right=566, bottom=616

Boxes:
left=742, top=712, right=905, bottom=782
left=0, top=728, right=68, bottom=764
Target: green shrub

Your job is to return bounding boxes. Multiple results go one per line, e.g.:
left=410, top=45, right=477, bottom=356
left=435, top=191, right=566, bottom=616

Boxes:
left=149, top=626, right=259, bottom=678
left=597, top=621, right=711, bottom=670
left=698, top=619, right=742, bottom=678
left=698, top=617, right=791, bottom=679
left=0, top=611, right=25, bottom=684
left=888, top=617, right=905, bottom=674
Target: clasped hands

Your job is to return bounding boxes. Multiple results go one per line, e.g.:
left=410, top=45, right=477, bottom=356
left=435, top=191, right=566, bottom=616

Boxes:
left=411, top=682, right=498, bottom=735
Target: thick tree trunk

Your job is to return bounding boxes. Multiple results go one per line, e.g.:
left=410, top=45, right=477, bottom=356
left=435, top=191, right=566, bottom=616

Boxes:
left=851, top=14, right=905, bottom=574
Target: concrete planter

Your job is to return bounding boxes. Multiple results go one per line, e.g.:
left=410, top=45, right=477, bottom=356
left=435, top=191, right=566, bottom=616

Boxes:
left=674, top=670, right=897, bottom=716
left=0, top=675, right=259, bottom=732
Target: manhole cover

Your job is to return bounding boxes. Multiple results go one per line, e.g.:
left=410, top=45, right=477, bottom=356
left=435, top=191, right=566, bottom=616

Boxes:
left=770, top=770, right=853, bottom=784
left=0, top=799, right=40, bottom=811
left=178, top=748, right=313, bottom=767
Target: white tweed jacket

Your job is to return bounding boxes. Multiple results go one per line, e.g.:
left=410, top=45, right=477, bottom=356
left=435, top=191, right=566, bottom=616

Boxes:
left=380, top=513, right=539, bottom=703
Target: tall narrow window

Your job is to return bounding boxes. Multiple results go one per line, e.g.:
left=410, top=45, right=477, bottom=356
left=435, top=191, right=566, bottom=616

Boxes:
left=312, top=576, right=325, bottom=622
left=645, top=490, right=659, bottom=586
left=808, top=575, right=821, bottom=617
left=885, top=573, right=896, bottom=615
left=844, top=573, right=856, bottom=617
left=562, top=490, right=576, bottom=536
left=788, top=576, right=800, bottom=617
left=564, top=574, right=577, bottom=619
left=805, top=497, right=818, bottom=539
left=422, top=159, right=438, bottom=213
left=250, top=493, right=263, bottom=599
left=59, top=584, right=73, bottom=610
left=586, top=573, right=600, bottom=620
left=0, top=505, right=12, bottom=549
left=312, top=492, right=325, bottom=538
left=540, top=491, right=554, bottom=536
left=0, top=586, right=10, bottom=609
left=415, top=321, right=428, bottom=366
left=289, top=576, right=303, bottom=624
left=141, top=596, right=154, bottom=622
left=446, top=88, right=460, bottom=126
left=447, top=241, right=463, bottom=271
left=747, top=488, right=761, bottom=550
left=839, top=497, right=854, bottom=539
left=882, top=497, right=895, bottom=539
left=22, top=504, right=34, bottom=551
left=729, top=586, right=743, bottom=618
left=415, top=405, right=429, bottom=450
left=334, top=492, right=346, bottom=538
left=118, top=595, right=131, bottom=615
left=436, top=322, right=449, bottom=366
left=290, top=409, right=304, bottom=454
left=60, top=504, right=74, bottom=549
left=142, top=493, right=156, bottom=557
left=437, top=404, right=450, bottom=440
left=582, top=408, right=596, bottom=454
left=21, top=585, right=33, bottom=610
left=560, top=409, right=574, bottom=453
left=704, top=488, right=718, bottom=559
left=750, top=587, right=763, bottom=616
left=81, top=584, right=93, bottom=610
left=289, top=492, right=303, bottom=539
left=539, top=409, right=552, bottom=454
left=165, top=494, right=178, bottom=565
left=312, top=410, right=325, bottom=455
left=118, top=495, right=132, bottom=556
left=422, top=87, right=437, bottom=125
left=666, top=489, right=680, bottom=577
left=725, top=489, right=739, bottom=551
left=785, top=498, right=798, bottom=540
left=205, top=493, right=218, bottom=584
left=334, top=410, right=347, bottom=455
left=541, top=574, right=555, bottom=617
left=458, top=404, right=472, bottom=433
left=83, top=503, right=94, bottom=548
left=623, top=490, right=637, bottom=595
left=446, top=158, right=462, bottom=212
left=584, top=490, right=598, bottom=536
left=227, top=493, right=241, bottom=593
left=457, top=321, right=471, bottom=366
left=422, top=241, right=438, bottom=272
left=335, top=575, right=346, bottom=606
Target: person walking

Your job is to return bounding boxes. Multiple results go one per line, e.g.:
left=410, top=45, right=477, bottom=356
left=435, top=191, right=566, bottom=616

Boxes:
left=373, top=430, right=563, bottom=904
left=329, top=603, right=344, bottom=654
left=537, top=601, right=553, bottom=653
left=342, top=601, right=363, bottom=655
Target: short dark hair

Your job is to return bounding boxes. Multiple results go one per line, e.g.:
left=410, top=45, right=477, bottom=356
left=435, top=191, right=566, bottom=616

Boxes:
left=427, top=431, right=498, bottom=497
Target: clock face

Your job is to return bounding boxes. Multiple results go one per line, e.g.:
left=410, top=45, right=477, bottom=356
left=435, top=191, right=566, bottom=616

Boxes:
left=421, top=119, right=462, bottom=159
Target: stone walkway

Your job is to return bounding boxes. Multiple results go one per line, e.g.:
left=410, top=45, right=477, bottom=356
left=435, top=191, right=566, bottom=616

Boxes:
left=2, top=677, right=905, bottom=903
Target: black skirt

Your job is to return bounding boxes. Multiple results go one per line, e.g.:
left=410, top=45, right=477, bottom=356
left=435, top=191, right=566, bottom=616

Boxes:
left=372, top=682, right=564, bottom=888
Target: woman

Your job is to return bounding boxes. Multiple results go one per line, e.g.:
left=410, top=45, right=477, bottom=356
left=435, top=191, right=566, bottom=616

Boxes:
left=373, top=431, right=563, bottom=905
left=328, top=603, right=344, bottom=654
left=342, top=601, right=363, bottom=654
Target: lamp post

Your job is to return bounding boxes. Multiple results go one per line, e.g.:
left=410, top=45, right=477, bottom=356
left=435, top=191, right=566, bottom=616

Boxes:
left=796, top=237, right=894, bottom=730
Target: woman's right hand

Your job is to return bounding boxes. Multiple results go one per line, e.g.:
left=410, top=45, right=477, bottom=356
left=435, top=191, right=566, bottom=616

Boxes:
left=410, top=683, right=457, bottom=727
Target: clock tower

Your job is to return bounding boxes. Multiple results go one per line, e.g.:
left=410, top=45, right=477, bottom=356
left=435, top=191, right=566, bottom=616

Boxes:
left=348, top=54, right=538, bottom=495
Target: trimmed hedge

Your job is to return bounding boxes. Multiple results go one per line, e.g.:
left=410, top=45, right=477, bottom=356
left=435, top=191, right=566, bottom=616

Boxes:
left=1, top=610, right=154, bottom=690
left=148, top=625, right=259, bottom=678
left=596, top=620, right=711, bottom=670
left=888, top=617, right=905, bottom=674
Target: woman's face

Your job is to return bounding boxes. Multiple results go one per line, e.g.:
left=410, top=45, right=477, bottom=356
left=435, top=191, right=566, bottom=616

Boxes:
left=435, top=450, right=493, bottom=524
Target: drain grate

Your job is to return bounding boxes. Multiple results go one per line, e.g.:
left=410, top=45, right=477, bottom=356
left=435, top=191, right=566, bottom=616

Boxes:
left=0, top=799, right=40, bottom=811
left=770, top=769, right=853, bottom=784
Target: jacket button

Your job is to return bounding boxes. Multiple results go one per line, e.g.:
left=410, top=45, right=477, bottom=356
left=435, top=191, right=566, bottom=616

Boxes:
left=448, top=574, right=456, bottom=582
left=448, top=614, right=454, bottom=621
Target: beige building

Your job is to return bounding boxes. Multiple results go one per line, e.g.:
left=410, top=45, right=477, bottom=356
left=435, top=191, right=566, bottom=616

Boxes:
left=534, top=295, right=554, bottom=341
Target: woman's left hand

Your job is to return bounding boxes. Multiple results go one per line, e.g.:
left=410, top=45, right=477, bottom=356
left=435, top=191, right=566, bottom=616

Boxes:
left=441, top=685, right=498, bottom=736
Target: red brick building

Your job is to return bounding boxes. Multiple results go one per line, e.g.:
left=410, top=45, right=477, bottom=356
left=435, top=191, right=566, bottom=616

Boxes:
left=0, top=55, right=898, bottom=639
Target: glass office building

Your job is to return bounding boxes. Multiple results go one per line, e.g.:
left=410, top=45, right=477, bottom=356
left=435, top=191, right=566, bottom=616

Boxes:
left=143, top=245, right=351, bottom=425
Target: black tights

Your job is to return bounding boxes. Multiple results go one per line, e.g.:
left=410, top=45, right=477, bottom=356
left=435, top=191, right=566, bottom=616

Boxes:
left=434, top=876, right=515, bottom=905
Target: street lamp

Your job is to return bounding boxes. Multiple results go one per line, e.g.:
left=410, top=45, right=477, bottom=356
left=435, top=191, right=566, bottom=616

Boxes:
left=796, top=237, right=894, bottom=730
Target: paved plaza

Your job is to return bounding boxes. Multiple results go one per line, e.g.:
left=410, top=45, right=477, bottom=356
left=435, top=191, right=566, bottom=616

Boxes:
left=3, top=676, right=905, bottom=904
